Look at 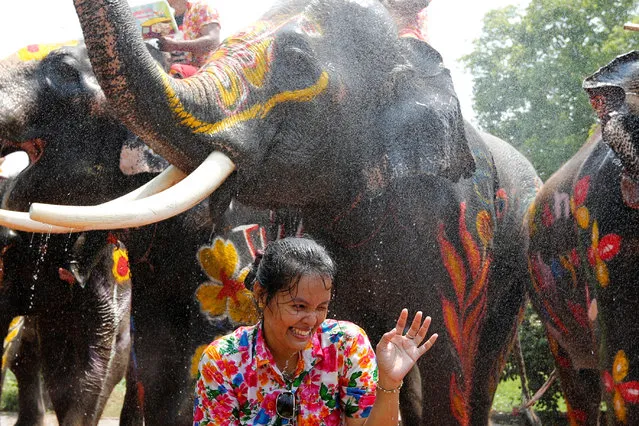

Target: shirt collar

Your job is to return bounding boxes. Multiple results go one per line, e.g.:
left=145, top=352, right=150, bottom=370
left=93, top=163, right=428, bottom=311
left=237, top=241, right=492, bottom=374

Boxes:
left=254, top=321, right=325, bottom=370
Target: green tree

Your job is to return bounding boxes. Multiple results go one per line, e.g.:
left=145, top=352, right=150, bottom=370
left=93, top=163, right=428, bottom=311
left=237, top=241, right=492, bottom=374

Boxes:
left=462, top=0, right=637, bottom=179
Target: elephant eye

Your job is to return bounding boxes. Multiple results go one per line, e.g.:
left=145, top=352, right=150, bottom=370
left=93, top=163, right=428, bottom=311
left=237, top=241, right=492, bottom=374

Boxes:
left=41, top=54, right=83, bottom=97
left=271, top=35, right=322, bottom=92
left=55, top=61, right=82, bottom=86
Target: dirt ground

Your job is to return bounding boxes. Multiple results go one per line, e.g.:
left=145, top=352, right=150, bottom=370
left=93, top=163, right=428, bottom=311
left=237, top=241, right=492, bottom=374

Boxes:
left=0, top=412, right=532, bottom=425
left=0, top=413, right=118, bottom=425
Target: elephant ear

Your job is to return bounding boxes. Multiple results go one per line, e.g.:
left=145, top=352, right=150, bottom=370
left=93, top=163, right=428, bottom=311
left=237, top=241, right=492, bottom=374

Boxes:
left=379, top=39, right=475, bottom=184
left=584, top=51, right=639, bottom=179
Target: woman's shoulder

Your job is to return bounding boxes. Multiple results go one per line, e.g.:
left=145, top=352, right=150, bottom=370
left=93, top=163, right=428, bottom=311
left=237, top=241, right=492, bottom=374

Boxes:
left=205, top=324, right=257, bottom=358
left=319, top=319, right=370, bottom=342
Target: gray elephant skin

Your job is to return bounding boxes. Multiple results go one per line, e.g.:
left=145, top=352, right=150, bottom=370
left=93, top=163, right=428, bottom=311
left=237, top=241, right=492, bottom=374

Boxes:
left=45, top=0, right=545, bottom=423
left=0, top=44, right=143, bottom=425
left=0, top=42, right=275, bottom=425
left=526, top=50, right=639, bottom=425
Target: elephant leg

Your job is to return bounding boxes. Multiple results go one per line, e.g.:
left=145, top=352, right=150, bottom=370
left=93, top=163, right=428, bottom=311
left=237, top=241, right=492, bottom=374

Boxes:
left=1, top=315, right=16, bottom=393
left=11, top=316, right=46, bottom=426
left=119, top=348, right=144, bottom=425
left=399, top=365, right=423, bottom=424
left=469, top=267, right=528, bottom=425
left=548, top=335, right=600, bottom=425
left=134, top=321, right=194, bottom=425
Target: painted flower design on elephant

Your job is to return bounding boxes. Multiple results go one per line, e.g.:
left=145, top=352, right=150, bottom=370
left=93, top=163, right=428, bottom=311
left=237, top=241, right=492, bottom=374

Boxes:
left=2, top=316, right=24, bottom=371
left=112, top=246, right=131, bottom=283
left=569, top=175, right=622, bottom=288
left=602, top=350, right=639, bottom=423
left=586, top=221, right=621, bottom=288
left=437, top=202, right=492, bottom=426
left=196, top=237, right=258, bottom=325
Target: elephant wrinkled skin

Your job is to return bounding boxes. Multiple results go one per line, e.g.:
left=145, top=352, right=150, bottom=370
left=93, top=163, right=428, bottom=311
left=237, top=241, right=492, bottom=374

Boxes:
left=526, top=50, right=639, bottom=425
left=34, top=0, right=544, bottom=423
left=0, top=44, right=144, bottom=424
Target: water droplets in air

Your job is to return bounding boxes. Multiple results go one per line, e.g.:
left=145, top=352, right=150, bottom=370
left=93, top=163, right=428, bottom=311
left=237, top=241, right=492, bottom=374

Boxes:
left=27, top=231, right=53, bottom=310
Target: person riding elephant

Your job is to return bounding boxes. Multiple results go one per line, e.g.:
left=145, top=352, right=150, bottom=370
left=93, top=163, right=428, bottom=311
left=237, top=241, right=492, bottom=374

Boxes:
left=14, top=0, right=542, bottom=423
left=526, top=50, right=639, bottom=425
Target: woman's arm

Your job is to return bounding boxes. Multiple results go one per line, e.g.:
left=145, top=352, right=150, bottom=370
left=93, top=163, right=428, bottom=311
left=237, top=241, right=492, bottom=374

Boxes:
left=159, top=23, right=220, bottom=55
left=347, top=309, right=438, bottom=426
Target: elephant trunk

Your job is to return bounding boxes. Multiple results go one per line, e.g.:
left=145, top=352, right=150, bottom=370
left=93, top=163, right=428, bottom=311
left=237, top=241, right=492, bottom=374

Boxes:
left=73, top=0, right=222, bottom=173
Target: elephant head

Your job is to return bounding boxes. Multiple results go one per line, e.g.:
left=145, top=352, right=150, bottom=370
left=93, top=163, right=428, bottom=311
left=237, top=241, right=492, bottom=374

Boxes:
left=583, top=50, right=639, bottom=180
left=18, top=0, right=474, bottom=231
left=0, top=42, right=171, bottom=232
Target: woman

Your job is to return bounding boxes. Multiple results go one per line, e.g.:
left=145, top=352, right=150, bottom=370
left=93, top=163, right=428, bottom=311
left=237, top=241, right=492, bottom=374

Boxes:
left=194, top=236, right=438, bottom=425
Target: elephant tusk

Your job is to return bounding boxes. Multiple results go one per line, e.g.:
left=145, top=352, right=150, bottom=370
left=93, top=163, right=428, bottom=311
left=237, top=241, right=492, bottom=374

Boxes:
left=0, top=151, right=29, bottom=179
left=29, top=151, right=235, bottom=230
left=0, top=161, right=189, bottom=234
left=101, top=165, right=187, bottom=205
left=0, top=210, right=77, bottom=233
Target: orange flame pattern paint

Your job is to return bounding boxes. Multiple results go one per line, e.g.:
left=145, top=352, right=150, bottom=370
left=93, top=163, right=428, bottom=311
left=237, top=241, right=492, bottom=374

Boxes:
left=438, top=202, right=493, bottom=425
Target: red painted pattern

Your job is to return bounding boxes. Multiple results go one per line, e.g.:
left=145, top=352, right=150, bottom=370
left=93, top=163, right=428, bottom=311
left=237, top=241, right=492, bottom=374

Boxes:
left=438, top=202, right=492, bottom=425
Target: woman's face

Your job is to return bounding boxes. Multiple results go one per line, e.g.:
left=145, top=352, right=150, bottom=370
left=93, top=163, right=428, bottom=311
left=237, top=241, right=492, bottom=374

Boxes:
left=260, top=274, right=333, bottom=360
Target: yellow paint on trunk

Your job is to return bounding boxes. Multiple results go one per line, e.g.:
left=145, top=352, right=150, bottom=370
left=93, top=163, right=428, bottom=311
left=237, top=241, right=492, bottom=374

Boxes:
left=161, top=71, right=329, bottom=135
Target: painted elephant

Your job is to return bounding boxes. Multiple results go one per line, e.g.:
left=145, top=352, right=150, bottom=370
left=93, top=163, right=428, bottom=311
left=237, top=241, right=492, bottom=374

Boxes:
left=0, top=42, right=269, bottom=424
left=0, top=43, right=148, bottom=424
left=1, top=230, right=133, bottom=425
left=21, top=0, right=543, bottom=423
left=525, top=50, right=639, bottom=425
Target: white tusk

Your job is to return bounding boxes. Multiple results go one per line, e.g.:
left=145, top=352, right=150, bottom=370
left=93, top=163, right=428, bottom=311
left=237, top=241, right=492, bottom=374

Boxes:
left=0, top=151, right=29, bottom=179
left=0, top=210, right=77, bottom=233
left=0, top=161, right=187, bottom=234
left=102, top=165, right=187, bottom=204
left=29, top=151, right=235, bottom=230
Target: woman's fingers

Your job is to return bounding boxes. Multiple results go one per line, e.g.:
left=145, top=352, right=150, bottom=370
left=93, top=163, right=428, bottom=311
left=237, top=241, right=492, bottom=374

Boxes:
left=394, top=308, right=409, bottom=336
left=413, top=315, right=432, bottom=344
left=405, top=311, right=423, bottom=340
left=386, top=309, right=438, bottom=355
left=417, top=333, right=438, bottom=356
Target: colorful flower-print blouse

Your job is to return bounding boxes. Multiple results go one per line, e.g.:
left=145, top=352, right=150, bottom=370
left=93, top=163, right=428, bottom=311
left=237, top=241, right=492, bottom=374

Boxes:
left=193, top=319, right=378, bottom=425
left=183, top=0, right=221, bottom=67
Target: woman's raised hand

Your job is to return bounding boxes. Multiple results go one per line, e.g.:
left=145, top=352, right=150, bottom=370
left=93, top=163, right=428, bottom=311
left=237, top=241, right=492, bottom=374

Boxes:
left=375, top=309, right=438, bottom=388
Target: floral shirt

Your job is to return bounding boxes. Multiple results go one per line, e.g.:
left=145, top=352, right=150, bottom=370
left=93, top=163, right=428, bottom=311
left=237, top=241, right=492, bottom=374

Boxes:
left=183, top=0, right=220, bottom=67
left=194, top=319, right=378, bottom=425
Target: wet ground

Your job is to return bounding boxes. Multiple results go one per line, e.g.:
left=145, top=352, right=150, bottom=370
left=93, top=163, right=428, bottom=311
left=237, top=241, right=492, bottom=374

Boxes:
left=0, top=413, right=527, bottom=426
left=0, top=411, right=564, bottom=425
left=0, top=413, right=119, bottom=425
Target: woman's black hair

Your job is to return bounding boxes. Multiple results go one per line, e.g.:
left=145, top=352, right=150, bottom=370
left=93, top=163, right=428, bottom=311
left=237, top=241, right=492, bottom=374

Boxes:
left=244, top=236, right=336, bottom=309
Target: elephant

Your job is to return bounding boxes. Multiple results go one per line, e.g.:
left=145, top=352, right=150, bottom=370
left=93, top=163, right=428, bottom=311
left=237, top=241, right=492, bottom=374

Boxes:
left=0, top=41, right=278, bottom=424
left=0, top=43, right=150, bottom=424
left=525, top=50, right=639, bottom=425
left=20, top=0, right=543, bottom=423
left=1, top=230, right=134, bottom=425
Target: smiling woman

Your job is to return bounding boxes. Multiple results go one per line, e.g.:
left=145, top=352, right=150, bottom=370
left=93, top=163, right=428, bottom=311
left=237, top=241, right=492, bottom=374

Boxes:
left=193, top=236, right=438, bottom=425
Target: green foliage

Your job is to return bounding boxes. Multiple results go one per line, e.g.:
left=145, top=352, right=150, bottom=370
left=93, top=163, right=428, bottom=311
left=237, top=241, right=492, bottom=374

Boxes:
left=462, top=0, right=638, bottom=179
left=502, top=304, right=564, bottom=414
left=0, top=370, right=19, bottom=412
